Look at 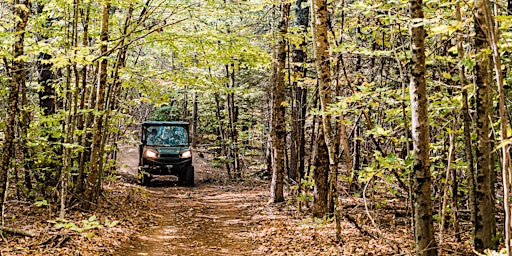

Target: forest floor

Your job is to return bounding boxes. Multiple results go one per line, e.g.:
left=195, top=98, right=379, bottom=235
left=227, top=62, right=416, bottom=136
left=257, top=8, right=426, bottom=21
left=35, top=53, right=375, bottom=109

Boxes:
left=0, top=143, right=475, bottom=255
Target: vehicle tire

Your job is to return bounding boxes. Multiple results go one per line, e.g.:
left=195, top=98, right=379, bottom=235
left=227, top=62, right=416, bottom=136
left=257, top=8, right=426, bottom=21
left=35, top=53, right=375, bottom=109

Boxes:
left=138, top=168, right=152, bottom=186
left=178, top=166, right=194, bottom=186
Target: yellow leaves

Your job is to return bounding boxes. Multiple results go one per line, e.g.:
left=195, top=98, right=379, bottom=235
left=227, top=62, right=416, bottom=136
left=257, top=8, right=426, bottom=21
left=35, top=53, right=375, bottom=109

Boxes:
left=251, top=2, right=264, bottom=12
left=430, top=24, right=460, bottom=36
left=14, top=3, right=30, bottom=14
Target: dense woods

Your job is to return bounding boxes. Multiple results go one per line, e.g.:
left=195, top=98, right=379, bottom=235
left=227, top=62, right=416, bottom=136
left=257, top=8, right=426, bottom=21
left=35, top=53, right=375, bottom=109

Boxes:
left=1, top=0, right=512, bottom=254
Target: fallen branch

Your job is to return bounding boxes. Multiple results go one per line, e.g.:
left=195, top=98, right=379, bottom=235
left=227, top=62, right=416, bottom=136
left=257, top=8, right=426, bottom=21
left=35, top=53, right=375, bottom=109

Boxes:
left=342, top=213, right=377, bottom=240
left=0, top=225, right=36, bottom=237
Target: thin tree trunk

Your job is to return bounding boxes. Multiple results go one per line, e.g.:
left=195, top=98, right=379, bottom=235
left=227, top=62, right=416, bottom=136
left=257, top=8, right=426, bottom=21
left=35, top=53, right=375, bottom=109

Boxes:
left=191, top=92, right=198, bottom=147
left=182, top=86, right=188, bottom=120
left=455, top=0, right=477, bottom=237
left=473, top=0, right=494, bottom=251
left=97, top=3, right=133, bottom=194
left=409, top=0, right=437, bottom=254
left=20, top=44, right=33, bottom=195
left=227, top=64, right=240, bottom=176
left=352, top=123, right=360, bottom=183
left=75, top=1, right=91, bottom=194
left=0, top=0, right=30, bottom=211
left=290, top=0, right=309, bottom=183
left=440, top=121, right=455, bottom=244
left=313, top=128, right=329, bottom=217
left=312, top=0, right=338, bottom=217
left=485, top=0, right=511, bottom=251
left=214, top=93, right=231, bottom=177
left=451, top=155, right=461, bottom=242
left=329, top=0, right=351, bottom=174
left=84, top=1, right=111, bottom=209
left=270, top=1, right=290, bottom=203
left=307, top=92, right=319, bottom=176
left=35, top=3, right=57, bottom=192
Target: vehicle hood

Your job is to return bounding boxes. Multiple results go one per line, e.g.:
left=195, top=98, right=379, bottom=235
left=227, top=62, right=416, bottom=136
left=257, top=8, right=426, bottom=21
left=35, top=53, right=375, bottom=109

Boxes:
left=153, top=145, right=190, bottom=155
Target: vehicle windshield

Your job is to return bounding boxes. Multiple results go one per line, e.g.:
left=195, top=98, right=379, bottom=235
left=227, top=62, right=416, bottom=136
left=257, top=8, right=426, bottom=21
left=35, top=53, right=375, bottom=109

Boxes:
left=145, top=125, right=188, bottom=146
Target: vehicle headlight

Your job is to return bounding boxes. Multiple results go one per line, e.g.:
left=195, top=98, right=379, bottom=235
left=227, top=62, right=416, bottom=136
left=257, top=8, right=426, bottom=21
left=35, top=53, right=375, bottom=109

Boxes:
left=144, top=148, right=159, bottom=158
left=181, top=150, right=192, bottom=158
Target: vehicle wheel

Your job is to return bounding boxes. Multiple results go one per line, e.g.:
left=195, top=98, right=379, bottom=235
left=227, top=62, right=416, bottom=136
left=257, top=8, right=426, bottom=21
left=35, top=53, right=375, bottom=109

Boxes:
left=178, top=166, right=194, bottom=186
left=138, top=168, right=152, bottom=185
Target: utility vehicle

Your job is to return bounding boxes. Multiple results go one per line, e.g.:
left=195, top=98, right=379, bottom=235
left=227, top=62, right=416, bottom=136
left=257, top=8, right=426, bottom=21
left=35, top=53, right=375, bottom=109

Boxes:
left=138, top=121, right=194, bottom=186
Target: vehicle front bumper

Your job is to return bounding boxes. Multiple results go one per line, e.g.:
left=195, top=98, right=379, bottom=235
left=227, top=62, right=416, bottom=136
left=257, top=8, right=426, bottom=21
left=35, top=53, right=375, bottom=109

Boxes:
left=141, top=157, right=192, bottom=175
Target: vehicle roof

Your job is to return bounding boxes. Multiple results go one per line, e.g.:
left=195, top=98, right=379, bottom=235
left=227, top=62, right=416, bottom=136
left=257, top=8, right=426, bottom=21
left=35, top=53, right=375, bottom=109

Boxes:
left=142, top=121, right=189, bottom=126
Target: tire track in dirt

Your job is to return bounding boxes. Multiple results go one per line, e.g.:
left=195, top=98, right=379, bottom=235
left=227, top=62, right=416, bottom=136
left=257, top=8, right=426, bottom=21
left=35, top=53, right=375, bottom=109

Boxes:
left=116, top=144, right=267, bottom=255
left=119, top=182, right=266, bottom=256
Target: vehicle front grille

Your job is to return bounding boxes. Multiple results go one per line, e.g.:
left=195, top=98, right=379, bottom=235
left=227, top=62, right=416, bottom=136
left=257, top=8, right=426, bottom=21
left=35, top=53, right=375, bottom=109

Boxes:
left=159, top=153, right=179, bottom=158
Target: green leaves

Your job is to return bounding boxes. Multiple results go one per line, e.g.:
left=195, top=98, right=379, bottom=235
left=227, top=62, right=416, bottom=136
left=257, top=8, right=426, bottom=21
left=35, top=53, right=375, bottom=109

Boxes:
left=48, top=216, right=119, bottom=237
left=34, top=199, right=48, bottom=207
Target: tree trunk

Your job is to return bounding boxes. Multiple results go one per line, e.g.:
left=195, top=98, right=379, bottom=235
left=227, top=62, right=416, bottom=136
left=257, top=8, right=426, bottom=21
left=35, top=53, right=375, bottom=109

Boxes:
left=473, top=0, right=494, bottom=251
left=96, top=3, right=133, bottom=194
left=487, top=0, right=510, bottom=251
left=270, top=1, right=290, bottom=203
left=214, top=93, right=231, bottom=177
left=455, top=2, right=477, bottom=245
left=440, top=121, right=456, bottom=244
left=311, top=0, right=337, bottom=217
left=227, top=64, right=240, bottom=176
left=0, top=0, right=30, bottom=210
left=290, top=0, right=309, bottom=183
left=35, top=3, right=58, bottom=192
left=191, top=91, right=199, bottom=147
left=75, top=1, right=91, bottom=194
left=313, top=128, right=330, bottom=217
left=38, top=52, right=56, bottom=116
left=182, top=86, right=188, bottom=120
left=408, top=0, right=437, bottom=254
left=84, top=1, right=111, bottom=209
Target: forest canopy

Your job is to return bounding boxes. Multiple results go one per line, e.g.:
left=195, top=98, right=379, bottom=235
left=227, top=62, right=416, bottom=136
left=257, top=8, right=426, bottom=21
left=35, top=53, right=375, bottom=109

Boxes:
left=1, top=0, right=512, bottom=254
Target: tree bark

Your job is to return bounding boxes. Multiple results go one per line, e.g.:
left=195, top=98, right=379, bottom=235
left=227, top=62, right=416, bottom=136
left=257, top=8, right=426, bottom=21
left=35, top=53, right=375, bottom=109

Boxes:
left=270, top=1, right=290, bottom=203
left=486, top=0, right=510, bottom=251
left=182, top=86, right=188, bottom=120
left=455, top=1, right=477, bottom=246
left=227, top=64, right=240, bottom=176
left=214, top=93, right=231, bottom=177
left=75, top=1, right=91, bottom=194
left=473, top=0, right=494, bottom=251
left=311, top=0, right=337, bottom=217
left=290, top=0, right=309, bottom=183
left=191, top=91, right=199, bottom=147
left=408, top=0, right=437, bottom=254
left=84, top=0, right=111, bottom=209
left=313, top=129, right=329, bottom=217
left=0, top=0, right=30, bottom=210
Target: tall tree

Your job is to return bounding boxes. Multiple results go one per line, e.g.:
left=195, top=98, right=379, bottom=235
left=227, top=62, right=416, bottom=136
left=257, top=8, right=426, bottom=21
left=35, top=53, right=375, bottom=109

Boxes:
left=487, top=0, right=512, bottom=251
left=270, top=1, right=290, bottom=203
left=455, top=0, right=476, bottom=244
left=84, top=0, right=111, bottom=209
left=408, top=0, right=437, bottom=254
left=0, top=0, right=31, bottom=210
left=473, top=0, right=494, bottom=251
left=290, top=0, right=309, bottom=182
left=311, top=0, right=337, bottom=217
left=226, top=64, right=240, bottom=176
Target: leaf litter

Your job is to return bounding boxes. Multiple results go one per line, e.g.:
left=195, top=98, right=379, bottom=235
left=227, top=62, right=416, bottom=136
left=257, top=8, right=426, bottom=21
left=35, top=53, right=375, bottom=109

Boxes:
left=1, top=146, right=474, bottom=255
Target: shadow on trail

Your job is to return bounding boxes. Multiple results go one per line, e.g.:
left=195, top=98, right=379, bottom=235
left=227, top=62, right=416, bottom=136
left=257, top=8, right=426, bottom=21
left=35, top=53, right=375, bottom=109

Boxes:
left=140, top=175, right=204, bottom=188
left=143, top=177, right=179, bottom=188
left=117, top=182, right=263, bottom=256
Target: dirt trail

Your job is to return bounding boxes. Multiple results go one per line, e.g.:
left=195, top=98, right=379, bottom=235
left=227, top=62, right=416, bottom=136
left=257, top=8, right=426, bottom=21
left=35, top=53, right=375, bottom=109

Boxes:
left=115, top=144, right=267, bottom=256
